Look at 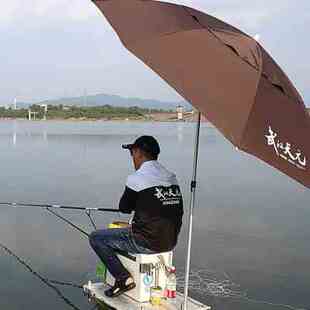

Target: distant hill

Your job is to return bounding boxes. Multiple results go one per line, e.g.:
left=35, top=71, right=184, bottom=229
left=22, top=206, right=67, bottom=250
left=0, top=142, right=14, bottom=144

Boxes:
left=17, top=93, right=192, bottom=111
left=14, top=91, right=310, bottom=111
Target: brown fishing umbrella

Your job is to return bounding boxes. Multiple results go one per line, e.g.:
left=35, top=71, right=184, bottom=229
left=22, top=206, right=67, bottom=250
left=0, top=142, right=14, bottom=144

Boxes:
left=93, top=0, right=309, bottom=188
left=92, top=0, right=309, bottom=307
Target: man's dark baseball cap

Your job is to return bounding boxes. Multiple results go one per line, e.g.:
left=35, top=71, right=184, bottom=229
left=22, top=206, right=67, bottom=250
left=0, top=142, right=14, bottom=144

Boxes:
left=122, top=136, right=160, bottom=157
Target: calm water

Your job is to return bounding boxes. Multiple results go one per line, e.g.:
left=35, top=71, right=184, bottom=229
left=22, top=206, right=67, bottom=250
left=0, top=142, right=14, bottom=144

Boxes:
left=0, top=120, right=309, bottom=310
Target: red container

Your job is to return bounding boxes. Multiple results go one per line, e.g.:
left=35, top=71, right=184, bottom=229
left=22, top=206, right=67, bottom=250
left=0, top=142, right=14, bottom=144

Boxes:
left=166, top=266, right=177, bottom=299
left=166, top=289, right=177, bottom=298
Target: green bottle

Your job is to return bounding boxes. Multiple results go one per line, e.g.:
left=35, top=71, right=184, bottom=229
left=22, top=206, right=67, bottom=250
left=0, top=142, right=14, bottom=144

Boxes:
left=96, top=262, right=107, bottom=283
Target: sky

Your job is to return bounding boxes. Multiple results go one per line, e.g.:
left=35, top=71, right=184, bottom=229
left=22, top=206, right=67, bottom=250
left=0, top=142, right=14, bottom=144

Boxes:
left=0, top=0, right=309, bottom=105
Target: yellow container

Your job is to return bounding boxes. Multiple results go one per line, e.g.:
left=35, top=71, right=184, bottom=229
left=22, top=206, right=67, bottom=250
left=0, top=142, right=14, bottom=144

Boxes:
left=108, top=221, right=129, bottom=229
left=150, top=286, right=163, bottom=306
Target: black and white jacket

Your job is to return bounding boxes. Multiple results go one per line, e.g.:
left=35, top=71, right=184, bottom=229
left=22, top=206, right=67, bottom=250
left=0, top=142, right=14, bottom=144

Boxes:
left=119, top=160, right=183, bottom=252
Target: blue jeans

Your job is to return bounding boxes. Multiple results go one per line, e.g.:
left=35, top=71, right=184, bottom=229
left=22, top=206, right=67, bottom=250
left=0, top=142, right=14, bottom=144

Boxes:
left=89, top=228, right=155, bottom=281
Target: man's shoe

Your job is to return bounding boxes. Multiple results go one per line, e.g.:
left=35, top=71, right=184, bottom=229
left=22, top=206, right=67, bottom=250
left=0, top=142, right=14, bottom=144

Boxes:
left=104, top=277, right=136, bottom=298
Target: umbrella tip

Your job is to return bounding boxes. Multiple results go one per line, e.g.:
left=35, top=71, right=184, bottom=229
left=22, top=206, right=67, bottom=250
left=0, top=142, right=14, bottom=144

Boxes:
left=254, top=34, right=260, bottom=42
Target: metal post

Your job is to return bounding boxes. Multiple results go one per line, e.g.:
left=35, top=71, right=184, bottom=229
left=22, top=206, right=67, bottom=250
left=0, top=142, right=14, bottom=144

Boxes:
left=183, top=112, right=201, bottom=310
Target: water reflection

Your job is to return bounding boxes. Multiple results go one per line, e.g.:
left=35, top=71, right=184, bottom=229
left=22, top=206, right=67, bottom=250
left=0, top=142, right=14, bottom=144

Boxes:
left=13, top=131, right=16, bottom=146
left=10, top=121, right=49, bottom=146
left=0, top=120, right=309, bottom=310
left=12, top=120, right=17, bottom=146
left=177, top=122, right=184, bottom=143
left=43, top=130, right=48, bottom=142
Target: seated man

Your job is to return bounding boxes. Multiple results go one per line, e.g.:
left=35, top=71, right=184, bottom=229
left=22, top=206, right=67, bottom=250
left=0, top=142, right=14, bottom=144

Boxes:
left=89, top=135, right=183, bottom=298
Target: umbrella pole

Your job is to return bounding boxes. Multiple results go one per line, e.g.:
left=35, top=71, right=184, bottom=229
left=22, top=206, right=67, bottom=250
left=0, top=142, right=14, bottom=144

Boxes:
left=183, top=112, right=201, bottom=310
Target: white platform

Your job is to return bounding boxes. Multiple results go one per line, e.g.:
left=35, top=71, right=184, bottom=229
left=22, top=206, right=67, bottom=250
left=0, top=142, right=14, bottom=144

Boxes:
left=83, top=282, right=211, bottom=310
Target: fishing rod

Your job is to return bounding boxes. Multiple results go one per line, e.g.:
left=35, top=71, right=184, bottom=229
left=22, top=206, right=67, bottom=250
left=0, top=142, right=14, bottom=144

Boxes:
left=0, top=202, right=120, bottom=213
left=0, top=202, right=121, bottom=237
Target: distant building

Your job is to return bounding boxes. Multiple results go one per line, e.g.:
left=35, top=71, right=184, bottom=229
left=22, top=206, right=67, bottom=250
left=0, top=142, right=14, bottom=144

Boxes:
left=13, top=98, right=17, bottom=110
left=176, top=105, right=184, bottom=121
left=9, top=98, right=18, bottom=110
left=28, top=110, right=38, bottom=120
left=40, top=104, right=48, bottom=120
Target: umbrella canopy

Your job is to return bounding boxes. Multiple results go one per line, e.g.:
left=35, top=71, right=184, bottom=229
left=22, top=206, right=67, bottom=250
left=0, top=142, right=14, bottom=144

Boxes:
left=93, top=0, right=310, bottom=188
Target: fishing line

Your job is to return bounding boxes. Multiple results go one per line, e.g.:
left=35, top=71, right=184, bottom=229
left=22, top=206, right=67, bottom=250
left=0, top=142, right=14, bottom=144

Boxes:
left=49, top=280, right=83, bottom=289
left=0, top=201, right=120, bottom=309
left=85, top=209, right=97, bottom=230
left=46, top=207, right=90, bottom=238
left=0, top=242, right=83, bottom=310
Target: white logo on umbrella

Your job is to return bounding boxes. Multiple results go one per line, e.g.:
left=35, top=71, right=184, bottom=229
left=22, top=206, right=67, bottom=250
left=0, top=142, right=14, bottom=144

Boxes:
left=265, top=126, right=307, bottom=170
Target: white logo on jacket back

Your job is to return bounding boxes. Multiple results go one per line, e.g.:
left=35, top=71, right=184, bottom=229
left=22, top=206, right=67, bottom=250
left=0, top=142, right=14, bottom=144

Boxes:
left=154, top=187, right=181, bottom=206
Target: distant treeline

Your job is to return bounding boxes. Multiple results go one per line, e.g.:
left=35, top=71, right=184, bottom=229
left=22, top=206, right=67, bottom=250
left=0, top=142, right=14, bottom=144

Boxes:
left=0, top=104, right=171, bottom=120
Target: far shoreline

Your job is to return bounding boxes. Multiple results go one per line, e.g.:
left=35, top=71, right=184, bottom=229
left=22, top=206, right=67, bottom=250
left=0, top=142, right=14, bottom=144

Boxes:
left=0, top=117, right=187, bottom=122
left=0, top=113, right=202, bottom=123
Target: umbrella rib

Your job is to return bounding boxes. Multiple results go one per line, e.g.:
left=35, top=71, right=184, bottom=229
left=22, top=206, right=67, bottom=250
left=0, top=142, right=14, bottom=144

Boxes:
left=238, top=45, right=264, bottom=148
left=180, top=6, right=302, bottom=104
left=181, top=6, right=260, bottom=73
left=125, top=26, right=201, bottom=47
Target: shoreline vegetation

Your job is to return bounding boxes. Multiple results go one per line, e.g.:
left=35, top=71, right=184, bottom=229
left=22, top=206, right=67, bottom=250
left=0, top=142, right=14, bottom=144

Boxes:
left=0, top=104, right=189, bottom=122
left=1, top=105, right=308, bottom=123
